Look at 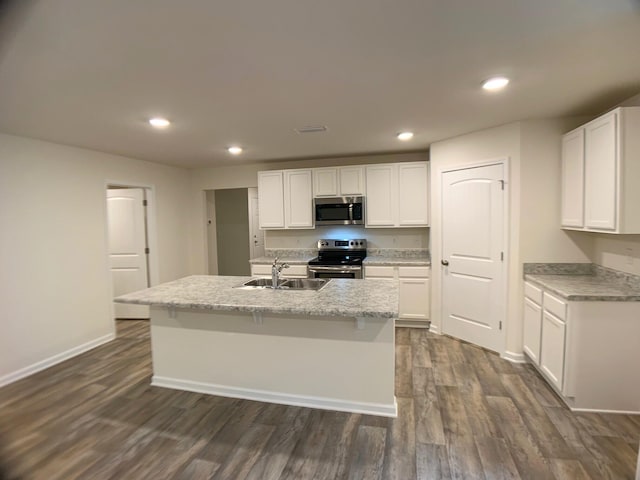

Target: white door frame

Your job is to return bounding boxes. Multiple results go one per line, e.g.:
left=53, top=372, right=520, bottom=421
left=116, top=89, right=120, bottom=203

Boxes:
left=439, top=157, right=510, bottom=356
left=103, top=180, right=160, bottom=325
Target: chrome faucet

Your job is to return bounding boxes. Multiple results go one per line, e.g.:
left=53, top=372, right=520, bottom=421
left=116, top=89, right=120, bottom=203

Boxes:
left=271, top=257, right=290, bottom=289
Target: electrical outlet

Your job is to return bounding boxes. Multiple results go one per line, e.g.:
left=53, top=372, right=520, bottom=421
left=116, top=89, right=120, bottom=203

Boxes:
left=625, top=247, right=634, bottom=266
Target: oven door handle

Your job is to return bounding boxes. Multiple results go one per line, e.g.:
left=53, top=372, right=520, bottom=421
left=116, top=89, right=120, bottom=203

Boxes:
left=308, top=266, right=362, bottom=272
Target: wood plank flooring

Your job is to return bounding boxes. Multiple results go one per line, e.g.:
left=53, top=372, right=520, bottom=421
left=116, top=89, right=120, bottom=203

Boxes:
left=0, top=321, right=638, bottom=479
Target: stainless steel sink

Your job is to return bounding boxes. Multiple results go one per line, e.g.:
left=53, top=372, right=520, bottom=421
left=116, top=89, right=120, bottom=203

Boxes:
left=280, top=278, right=328, bottom=290
left=235, top=277, right=328, bottom=291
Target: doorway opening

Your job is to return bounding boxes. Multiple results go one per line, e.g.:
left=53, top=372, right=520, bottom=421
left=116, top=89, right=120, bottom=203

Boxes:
left=105, top=184, right=158, bottom=321
left=205, top=187, right=264, bottom=275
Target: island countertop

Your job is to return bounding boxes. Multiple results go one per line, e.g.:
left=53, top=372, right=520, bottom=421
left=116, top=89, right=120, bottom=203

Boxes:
left=115, top=275, right=399, bottom=318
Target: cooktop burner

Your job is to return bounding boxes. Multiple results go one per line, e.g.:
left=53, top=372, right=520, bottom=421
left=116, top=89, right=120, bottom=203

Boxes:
left=308, top=238, right=367, bottom=266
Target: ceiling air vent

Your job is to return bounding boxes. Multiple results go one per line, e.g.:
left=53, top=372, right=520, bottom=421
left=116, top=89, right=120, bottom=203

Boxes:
left=295, top=125, right=328, bottom=134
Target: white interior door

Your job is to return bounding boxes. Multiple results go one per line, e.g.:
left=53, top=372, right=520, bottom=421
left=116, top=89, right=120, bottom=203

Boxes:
left=248, top=188, right=264, bottom=259
left=441, top=163, right=505, bottom=353
left=107, top=188, right=149, bottom=319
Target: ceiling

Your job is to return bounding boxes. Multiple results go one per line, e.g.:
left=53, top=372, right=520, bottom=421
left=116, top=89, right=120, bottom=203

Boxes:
left=1, top=0, right=639, bottom=169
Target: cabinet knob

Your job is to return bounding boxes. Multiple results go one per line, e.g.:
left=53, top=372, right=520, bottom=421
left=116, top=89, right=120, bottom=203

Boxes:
left=441, top=259, right=449, bottom=266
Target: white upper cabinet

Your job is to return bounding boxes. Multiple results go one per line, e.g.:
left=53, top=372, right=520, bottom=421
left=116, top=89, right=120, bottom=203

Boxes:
left=313, top=166, right=365, bottom=197
left=365, top=164, right=397, bottom=226
left=560, top=129, right=584, bottom=228
left=313, top=168, right=339, bottom=197
left=365, top=161, right=429, bottom=227
left=258, top=171, right=285, bottom=228
left=398, top=162, right=429, bottom=225
left=284, top=169, right=313, bottom=228
left=258, top=169, right=313, bottom=229
left=339, top=166, right=365, bottom=195
left=561, top=106, right=640, bottom=234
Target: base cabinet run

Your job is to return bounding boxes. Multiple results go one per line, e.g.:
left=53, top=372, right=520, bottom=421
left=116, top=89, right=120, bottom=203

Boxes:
left=365, top=265, right=430, bottom=327
left=522, top=281, right=640, bottom=413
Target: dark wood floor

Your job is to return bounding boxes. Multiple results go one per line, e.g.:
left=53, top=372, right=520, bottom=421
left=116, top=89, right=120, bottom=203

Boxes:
left=0, top=321, right=638, bottom=479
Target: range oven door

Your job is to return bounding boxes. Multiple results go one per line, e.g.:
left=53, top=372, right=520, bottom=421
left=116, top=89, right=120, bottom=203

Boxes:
left=308, top=265, right=363, bottom=279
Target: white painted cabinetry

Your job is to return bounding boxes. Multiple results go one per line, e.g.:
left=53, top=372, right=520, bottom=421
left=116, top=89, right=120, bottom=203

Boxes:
left=312, top=166, right=365, bottom=197
left=522, top=280, right=640, bottom=413
left=365, top=265, right=430, bottom=327
left=258, top=169, right=313, bottom=229
left=561, top=106, right=640, bottom=233
left=365, top=162, right=429, bottom=227
left=258, top=171, right=285, bottom=228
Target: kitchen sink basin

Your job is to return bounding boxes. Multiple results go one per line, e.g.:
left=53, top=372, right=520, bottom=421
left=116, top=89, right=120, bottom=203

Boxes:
left=235, top=277, right=328, bottom=291
left=280, top=278, right=328, bottom=290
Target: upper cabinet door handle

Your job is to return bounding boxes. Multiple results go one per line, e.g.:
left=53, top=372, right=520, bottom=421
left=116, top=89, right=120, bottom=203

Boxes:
left=441, top=259, right=449, bottom=266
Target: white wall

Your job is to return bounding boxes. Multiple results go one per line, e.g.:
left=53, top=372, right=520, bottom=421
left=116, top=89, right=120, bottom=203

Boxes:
left=430, top=119, right=591, bottom=359
left=266, top=227, right=428, bottom=250
left=592, top=234, right=640, bottom=275
left=0, top=133, right=191, bottom=385
left=188, top=152, right=428, bottom=272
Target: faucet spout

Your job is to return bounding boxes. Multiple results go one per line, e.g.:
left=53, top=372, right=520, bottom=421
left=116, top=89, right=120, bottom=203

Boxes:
left=271, top=257, right=290, bottom=289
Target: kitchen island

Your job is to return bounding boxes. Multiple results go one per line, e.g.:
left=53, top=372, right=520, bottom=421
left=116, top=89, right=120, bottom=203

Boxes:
left=115, top=275, right=399, bottom=416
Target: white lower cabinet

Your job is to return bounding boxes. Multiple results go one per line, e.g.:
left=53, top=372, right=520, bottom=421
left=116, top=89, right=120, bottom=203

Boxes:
left=365, top=265, right=430, bottom=327
left=540, top=310, right=566, bottom=391
left=522, top=280, right=640, bottom=413
left=250, top=264, right=308, bottom=278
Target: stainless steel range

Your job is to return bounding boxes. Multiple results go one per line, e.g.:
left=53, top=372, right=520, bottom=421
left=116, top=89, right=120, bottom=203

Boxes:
left=307, top=239, right=367, bottom=279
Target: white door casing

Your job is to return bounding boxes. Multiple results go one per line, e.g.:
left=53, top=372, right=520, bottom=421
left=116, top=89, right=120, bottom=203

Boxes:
left=441, top=162, right=506, bottom=353
left=106, top=188, right=149, bottom=319
left=248, top=188, right=265, bottom=259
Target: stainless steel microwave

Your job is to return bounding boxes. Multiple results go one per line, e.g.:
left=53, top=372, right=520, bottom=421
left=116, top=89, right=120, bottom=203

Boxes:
left=314, top=196, right=365, bottom=226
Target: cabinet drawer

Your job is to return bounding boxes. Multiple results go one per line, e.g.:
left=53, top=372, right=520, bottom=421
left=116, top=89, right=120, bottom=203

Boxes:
left=365, top=266, right=395, bottom=278
left=543, top=292, right=567, bottom=321
left=398, top=266, right=430, bottom=278
left=524, top=281, right=543, bottom=305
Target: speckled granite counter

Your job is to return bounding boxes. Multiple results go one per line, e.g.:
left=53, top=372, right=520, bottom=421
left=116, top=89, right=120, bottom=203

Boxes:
left=249, top=249, right=316, bottom=265
left=115, top=275, right=399, bottom=317
left=524, top=264, right=640, bottom=301
left=363, top=248, right=430, bottom=266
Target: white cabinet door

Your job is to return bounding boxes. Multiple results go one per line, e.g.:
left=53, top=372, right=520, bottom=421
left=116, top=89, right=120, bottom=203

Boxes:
left=398, top=162, right=429, bottom=226
left=313, top=168, right=338, bottom=197
left=561, top=129, right=585, bottom=228
left=284, top=169, right=313, bottom=228
left=584, top=111, right=617, bottom=231
left=365, top=164, right=396, bottom=226
left=339, top=166, right=365, bottom=195
left=540, top=310, right=566, bottom=391
left=399, top=278, right=430, bottom=320
left=523, top=297, right=542, bottom=365
left=258, top=171, right=285, bottom=228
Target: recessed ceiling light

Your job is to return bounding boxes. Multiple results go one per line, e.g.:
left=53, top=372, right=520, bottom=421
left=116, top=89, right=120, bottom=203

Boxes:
left=149, top=117, right=171, bottom=128
left=397, top=132, right=414, bottom=141
left=482, top=76, right=510, bottom=91
left=227, top=146, right=243, bottom=155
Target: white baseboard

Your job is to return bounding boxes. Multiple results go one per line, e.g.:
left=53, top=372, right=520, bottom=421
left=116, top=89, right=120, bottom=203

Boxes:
left=0, top=333, right=115, bottom=388
left=152, top=375, right=398, bottom=418
left=569, top=406, right=640, bottom=415
left=501, top=350, right=527, bottom=363
left=428, top=323, right=440, bottom=335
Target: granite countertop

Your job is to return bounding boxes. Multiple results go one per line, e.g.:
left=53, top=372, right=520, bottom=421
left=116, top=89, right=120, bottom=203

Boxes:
left=525, top=274, right=640, bottom=301
left=115, top=275, right=399, bottom=318
left=363, top=256, right=431, bottom=266
left=523, top=264, right=640, bottom=301
left=249, top=255, right=314, bottom=265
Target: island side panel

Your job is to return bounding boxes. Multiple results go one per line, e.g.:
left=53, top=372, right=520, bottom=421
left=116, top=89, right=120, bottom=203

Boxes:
left=149, top=307, right=397, bottom=417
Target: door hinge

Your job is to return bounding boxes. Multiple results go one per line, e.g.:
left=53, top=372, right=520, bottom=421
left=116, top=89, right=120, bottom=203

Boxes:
left=499, top=321, right=502, bottom=330
left=499, top=179, right=505, bottom=190
left=145, top=247, right=150, bottom=254
left=500, top=251, right=504, bottom=261
left=143, top=199, right=148, bottom=206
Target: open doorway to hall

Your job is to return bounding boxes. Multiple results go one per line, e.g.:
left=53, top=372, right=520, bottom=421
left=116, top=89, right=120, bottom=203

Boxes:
left=205, top=187, right=264, bottom=276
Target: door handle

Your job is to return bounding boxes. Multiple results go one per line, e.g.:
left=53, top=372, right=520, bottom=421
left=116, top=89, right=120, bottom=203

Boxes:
left=441, top=259, right=449, bottom=266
